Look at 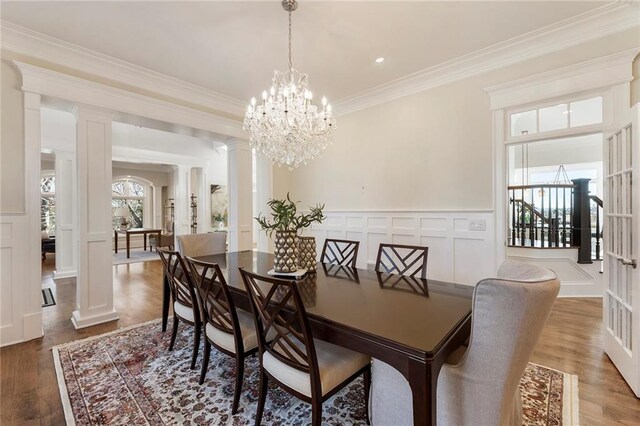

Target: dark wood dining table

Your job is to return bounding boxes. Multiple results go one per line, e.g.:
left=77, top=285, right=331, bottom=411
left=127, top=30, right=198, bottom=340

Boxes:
left=114, top=228, right=162, bottom=258
left=161, top=250, right=473, bottom=426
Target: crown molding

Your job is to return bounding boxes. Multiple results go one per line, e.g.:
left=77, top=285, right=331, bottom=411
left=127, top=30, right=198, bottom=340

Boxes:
left=1, top=20, right=246, bottom=117
left=13, top=60, right=245, bottom=139
left=333, top=2, right=640, bottom=116
left=484, top=48, right=639, bottom=110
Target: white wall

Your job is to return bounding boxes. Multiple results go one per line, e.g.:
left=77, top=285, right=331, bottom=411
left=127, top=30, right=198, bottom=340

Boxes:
left=279, top=29, right=640, bottom=286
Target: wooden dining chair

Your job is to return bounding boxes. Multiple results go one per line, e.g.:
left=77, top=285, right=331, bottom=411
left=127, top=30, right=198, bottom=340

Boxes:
left=240, top=269, right=371, bottom=426
left=375, top=243, right=428, bottom=279
left=186, top=257, right=269, bottom=414
left=157, top=248, right=202, bottom=370
left=320, top=238, right=360, bottom=268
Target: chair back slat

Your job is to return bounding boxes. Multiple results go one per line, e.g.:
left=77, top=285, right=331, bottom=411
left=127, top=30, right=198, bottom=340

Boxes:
left=375, top=243, right=428, bottom=278
left=158, top=248, right=198, bottom=310
left=240, top=269, right=318, bottom=375
left=321, top=239, right=360, bottom=268
left=186, top=258, right=239, bottom=336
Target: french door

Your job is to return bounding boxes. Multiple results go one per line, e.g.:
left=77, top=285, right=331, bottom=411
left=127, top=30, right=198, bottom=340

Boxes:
left=603, top=104, right=639, bottom=397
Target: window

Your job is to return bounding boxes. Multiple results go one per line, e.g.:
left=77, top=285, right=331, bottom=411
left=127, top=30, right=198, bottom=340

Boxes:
left=112, top=178, right=145, bottom=229
left=509, top=96, right=603, bottom=138
left=41, top=175, right=56, bottom=236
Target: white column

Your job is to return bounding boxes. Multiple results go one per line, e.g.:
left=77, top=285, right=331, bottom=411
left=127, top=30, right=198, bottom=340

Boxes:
left=23, top=92, right=44, bottom=340
left=173, top=165, right=191, bottom=235
left=255, top=152, right=274, bottom=253
left=71, top=105, right=118, bottom=329
left=54, top=150, right=77, bottom=279
left=227, top=139, right=253, bottom=251
left=152, top=185, right=163, bottom=229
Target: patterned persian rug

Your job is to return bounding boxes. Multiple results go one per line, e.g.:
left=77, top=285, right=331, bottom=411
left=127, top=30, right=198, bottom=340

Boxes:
left=53, top=320, right=579, bottom=425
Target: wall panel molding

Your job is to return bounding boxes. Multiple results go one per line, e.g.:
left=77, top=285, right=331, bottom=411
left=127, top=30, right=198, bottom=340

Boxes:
left=307, top=210, right=496, bottom=286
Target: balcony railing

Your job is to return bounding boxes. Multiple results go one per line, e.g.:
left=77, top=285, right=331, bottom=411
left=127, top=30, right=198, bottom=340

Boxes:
left=509, top=184, right=575, bottom=248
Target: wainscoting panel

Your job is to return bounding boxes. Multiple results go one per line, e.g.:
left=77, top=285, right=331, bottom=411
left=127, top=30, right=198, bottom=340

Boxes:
left=0, top=213, right=28, bottom=346
left=308, top=210, right=496, bottom=286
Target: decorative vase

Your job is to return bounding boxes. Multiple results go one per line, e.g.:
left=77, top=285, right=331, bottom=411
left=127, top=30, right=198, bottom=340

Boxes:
left=297, top=236, right=317, bottom=272
left=274, top=230, right=298, bottom=273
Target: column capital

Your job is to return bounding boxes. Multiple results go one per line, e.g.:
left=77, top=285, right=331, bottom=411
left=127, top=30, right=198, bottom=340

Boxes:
left=71, top=103, right=114, bottom=120
left=226, top=138, right=251, bottom=151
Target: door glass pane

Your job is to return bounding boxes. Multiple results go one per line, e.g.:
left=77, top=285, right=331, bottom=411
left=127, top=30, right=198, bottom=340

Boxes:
left=511, top=110, right=537, bottom=137
left=539, top=104, right=568, bottom=132
left=570, top=97, right=603, bottom=127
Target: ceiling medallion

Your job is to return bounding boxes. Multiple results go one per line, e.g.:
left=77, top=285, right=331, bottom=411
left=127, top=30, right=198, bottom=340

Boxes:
left=243, top=0, right=335, bottom=169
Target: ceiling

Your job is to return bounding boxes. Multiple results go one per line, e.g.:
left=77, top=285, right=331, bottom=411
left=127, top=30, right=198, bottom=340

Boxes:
left=1, top=1, right=610, bottom=103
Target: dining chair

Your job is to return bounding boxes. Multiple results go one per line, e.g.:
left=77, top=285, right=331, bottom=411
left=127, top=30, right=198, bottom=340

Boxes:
left=374, top=243, right=428, bottom=279
left=177, top=231, right=227, bottom=258
left=186, top=257, right=270, bottom=414
left=320, top=238, right=360, bottom=268
left=240, top=269, right=372, bottom=426
left=369, top=260, right=560, bottom=425
left=157, top=248, right=202, bottom=370
left=150, top=220, right=175, bottom=251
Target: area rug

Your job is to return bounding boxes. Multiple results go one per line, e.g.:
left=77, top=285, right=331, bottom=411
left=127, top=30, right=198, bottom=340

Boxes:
left=113, top=249, right=161, bottom=265
left=53, top=320, right=579, bottom=425
left=42, top=288, right=56, bottom=307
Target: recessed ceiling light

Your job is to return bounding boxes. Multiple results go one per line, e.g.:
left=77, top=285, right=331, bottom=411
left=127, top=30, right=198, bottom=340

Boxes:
left=375, top=57, right=385, bottom=63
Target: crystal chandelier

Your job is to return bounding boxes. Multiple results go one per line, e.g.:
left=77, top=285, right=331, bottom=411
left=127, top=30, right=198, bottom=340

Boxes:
left=243, top=0, right=335, bottom=169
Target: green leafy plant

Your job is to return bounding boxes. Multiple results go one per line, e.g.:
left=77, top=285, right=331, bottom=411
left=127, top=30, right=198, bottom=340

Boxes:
left=255, top=193, right=325, bottom=236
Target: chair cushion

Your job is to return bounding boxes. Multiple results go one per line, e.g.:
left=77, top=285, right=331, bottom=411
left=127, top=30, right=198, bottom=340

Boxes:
left=205, top=308, right=265, bottom=354
left=174, top=301, right=195, bottom=322
left=263, top=336, right=370, bottom=398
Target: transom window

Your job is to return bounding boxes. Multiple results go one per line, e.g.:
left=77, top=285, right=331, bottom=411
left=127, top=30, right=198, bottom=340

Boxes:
left=112, top=178, right=146, bottom=229
left=510, top=96, right=603, bottom=138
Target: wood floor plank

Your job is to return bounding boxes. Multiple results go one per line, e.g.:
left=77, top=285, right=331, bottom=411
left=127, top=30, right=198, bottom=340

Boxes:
left=1, top=258, right=638, bottom=425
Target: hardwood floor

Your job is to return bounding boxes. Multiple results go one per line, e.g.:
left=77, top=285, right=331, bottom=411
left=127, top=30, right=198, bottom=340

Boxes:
left=1, top=257, right=638, bottom=425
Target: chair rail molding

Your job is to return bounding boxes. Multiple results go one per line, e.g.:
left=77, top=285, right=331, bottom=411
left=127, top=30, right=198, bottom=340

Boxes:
left=12, top=61, right=245, bottom=139
left=334, top=3, right=640, bottom=115
left=1, top=20, right=246, bottom=117
left=306, top=210, right=497, bottom=286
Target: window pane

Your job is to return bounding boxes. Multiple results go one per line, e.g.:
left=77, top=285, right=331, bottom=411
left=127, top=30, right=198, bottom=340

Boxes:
left=112, top=181, right=125, bottom=196
left=570, top=97, right=602, bottom=127
left=40, top=176, right=55, bottom=193
left=510, top=110, right=537, bottom=137
left=111, top=199, right=143, bottom=229
left=128, top=181, right=145, bottom=196
left=539, top=104, right=568, bottom=132
left=41, top=196, right=56, bottom=236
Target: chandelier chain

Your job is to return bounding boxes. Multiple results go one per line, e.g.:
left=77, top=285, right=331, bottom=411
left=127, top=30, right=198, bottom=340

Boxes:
left=288, top=11, right=293, bottom=73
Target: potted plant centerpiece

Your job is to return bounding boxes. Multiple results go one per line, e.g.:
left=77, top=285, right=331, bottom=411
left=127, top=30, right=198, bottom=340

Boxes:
left=255, top=193, right=325, bottom=273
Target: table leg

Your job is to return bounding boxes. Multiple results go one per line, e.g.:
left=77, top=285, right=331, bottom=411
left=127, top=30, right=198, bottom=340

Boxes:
left=407, top=358, right=437, bottom=426
left=126, top=232, right=131, bottom=259
left=162, top=271, right=170, bottom=332
left=144, top=233, right=148, bottom=251
left=114, top=230, right=118, bottom=253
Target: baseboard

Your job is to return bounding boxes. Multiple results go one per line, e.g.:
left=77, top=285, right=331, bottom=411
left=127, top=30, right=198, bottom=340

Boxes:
left=54, top=269, right=77, bottom=279
left=23, top=311, right=43, bottom=341
left=71, top=309, right=119, bottom=329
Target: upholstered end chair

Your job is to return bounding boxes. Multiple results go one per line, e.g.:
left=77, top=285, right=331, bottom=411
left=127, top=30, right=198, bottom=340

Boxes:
left=369, top=260, right=560, bottom=425
left=150, top=221, right=175, bottom=250
left=177, top=231, right=227, bottom=258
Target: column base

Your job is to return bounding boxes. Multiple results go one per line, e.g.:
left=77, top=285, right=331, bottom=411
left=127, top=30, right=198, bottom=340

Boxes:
left=53, top=269, right=77, bottom=279
left=71, top=309, right=119, bottom=329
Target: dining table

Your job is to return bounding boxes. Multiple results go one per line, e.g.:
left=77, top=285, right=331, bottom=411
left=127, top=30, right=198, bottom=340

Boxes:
left=161, top=250, right=473, bottom=426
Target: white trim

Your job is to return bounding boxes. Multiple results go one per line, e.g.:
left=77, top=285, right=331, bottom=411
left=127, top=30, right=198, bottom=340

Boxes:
left=12, top=61, right=245, bottom=139
left=334, top=3, right=640, bottom=115
left=3, top=3, right=638, bottom=118
left=1, top=20, right=246, bottom=117
left=485, top=49, right=639, bottom=111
